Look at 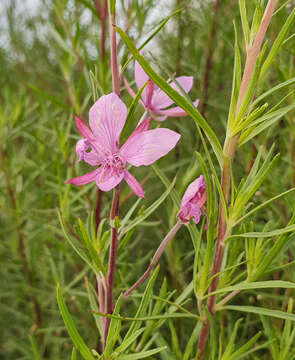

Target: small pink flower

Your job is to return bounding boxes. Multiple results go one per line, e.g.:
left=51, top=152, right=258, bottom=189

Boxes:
left=66, top=93, right=181, bottom=198
left=177, top=175, right=207, bottom=224
left=125, top=61, right=199, bottom=121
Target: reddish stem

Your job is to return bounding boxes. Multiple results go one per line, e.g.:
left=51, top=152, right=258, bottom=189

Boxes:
left=104, top=186, right=120, bottom=348
left=108, top=8, right=120, bottom=96
left=122, top=221, right=183, bottom=299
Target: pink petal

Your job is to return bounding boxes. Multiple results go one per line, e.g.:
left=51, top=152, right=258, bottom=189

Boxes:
left=96, top=167, right=125, bottom=192
left=124, top=171, right=144, bottom=198
left=76, top=139, right=102, bottom=165
left=83, top=151, right=102, bottom=166
left=180, top=175, right=205, bottom=207
left=156, top=99, right=199, bottom=117
left=190, top=203, right=202, bottom=224
left=76, top=139, right=89, bottom=161
left=151, top=76, right=194, bottom=111
left=89, top=93, right=127, bottom=154
left=65, top=169, right=99, bottom=186
left=135, top=60, right=149, bottom=91
left=177, top=203, right=201, bottom=224
left=120, top=128, right=180, bottom=167
left=75, top=116, right=95, bottom=141
left=123, top=77, right=137, bottom=98
left=123, top=77, right=146, bottom=108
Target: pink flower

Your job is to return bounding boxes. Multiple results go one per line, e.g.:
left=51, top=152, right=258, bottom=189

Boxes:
left=125, top=61, right=199, bottom=121
left=66, top=93, right=180, bottom=198
left=177, top=175, right=207, bottom=224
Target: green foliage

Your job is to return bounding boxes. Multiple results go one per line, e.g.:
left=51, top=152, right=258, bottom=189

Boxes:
left=2, top=0, right=295, bottom=359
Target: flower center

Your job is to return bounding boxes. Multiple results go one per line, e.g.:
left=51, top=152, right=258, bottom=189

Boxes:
left=101, top=153, right=125, bottom=177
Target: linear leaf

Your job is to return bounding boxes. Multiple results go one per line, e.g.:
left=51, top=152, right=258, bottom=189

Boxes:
left=221, top=305, right=295, bottom=322
left=118, top=346, right=167, bottom=359
left=208, top=280, right=295, bottom=297
left=229, top=225, right=295, bottom=239
left=260, top=7, right=295, bottom=78
left=56, top=284, right=96, bottom=360
left=252, top=77, right=295, bottom=107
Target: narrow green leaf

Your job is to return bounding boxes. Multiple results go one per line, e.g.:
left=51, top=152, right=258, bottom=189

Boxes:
left=92, top=311, right=199, bottom=322
left=85, top=278, right=103, bottom=339
left=239, top=0, right=250, bottom=47
left=208, top=280, right=295, bottom=298
left=229, top=332, right=261, bottom=360
left=233, top=152, right=279, bottom=219
left=252, top=77, right=295, bottom=107
left=246, top=104, right=295, bottom=129
left=56, top=284, right=96, bottom=360
left=108, top=0, right=116, bottom=14
left=120, top=81, right=148, bottom=142
left=77, top=217, right=105, bottom=273
left=183, top=322, right=202, bottom=360
left=227, top=21, right=242, bottom=133
left=118, top=346, right=167, bottom=359
left=104, top=294, right=122, bottom=357
left=71, top=348, right=77, bottom=360
left=123, top=266, right=159, bottom=340
left=233, top=103, right=268, bottom=135
left=234, top=57, right=261, bottom=128
left=229, top=225, right=295, bottom=239
left=115, top=328, right=146, bottom=354
left=151, top=164, right=181, bottom=206
left=252, top=211, right=295, bottom=281
left=260, top=7, right=295, bottom=78
left=221, top=318, right=243, bottom=359
left=29, top=335, right=42, bottom=360
left=57, top=210, right=97, bottom=274
left=221, top=305, right=295, bottom=322
left=234, top=187, right=295, bottom=226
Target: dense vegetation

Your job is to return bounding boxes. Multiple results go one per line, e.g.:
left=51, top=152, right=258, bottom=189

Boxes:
left=1, top=0, right=295, bottom=359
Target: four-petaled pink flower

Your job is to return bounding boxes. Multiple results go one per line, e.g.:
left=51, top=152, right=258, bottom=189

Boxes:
left=177, top=175, right=207, bottom=224
left=125, top=61, right=199, bottom=121
left=66, top=93, right=181, bottom=198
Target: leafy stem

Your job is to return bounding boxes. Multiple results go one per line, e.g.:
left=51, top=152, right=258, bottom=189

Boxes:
left=196, top=0, right=279, bottom=358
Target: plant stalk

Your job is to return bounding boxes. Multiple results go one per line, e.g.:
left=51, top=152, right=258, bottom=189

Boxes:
left=108, top=4, right=120, bottom=96
left=104, top=186, right=121, bottom=347
left=102, top=2, right=121, bottom=348
left=196, top=1, right=278, bottom=358
left=122, top=221, right=183, bottom=299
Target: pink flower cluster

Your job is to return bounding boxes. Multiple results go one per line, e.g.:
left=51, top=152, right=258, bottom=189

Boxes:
left=66, top=93, right=180, bottom=198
